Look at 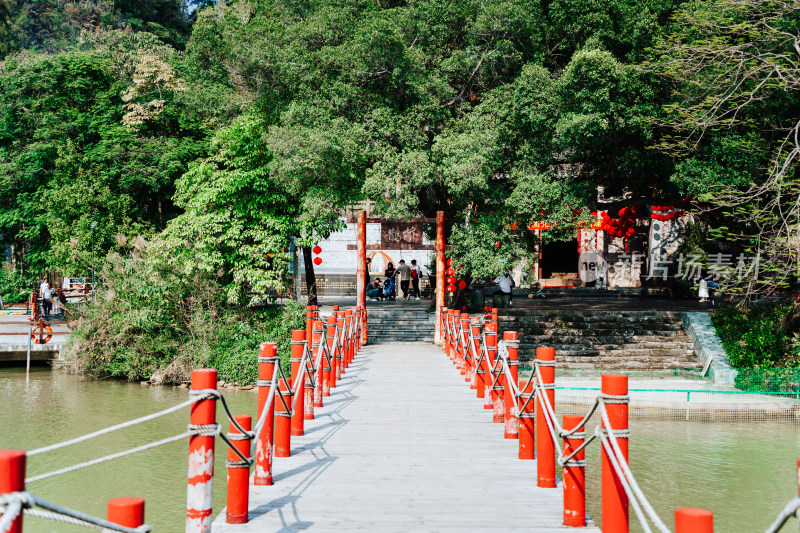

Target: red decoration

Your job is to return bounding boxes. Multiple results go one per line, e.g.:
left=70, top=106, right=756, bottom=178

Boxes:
left=446, top=285, right=457, bottom=293
left=458, top=280, right=467, bottom=290
left=312, top=246, right=322, bottom=255
left=446, top=276, right=457, bottom=285
left=313, top=257, right=322, bottom=265
left=445, top=268, right=455, bottom=276
left=446, top=259, right=452, bottom=267
left=461, top=305, right=468, bottom=312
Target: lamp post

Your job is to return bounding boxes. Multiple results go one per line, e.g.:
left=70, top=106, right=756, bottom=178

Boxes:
left=91, top=222, right=96, bottom=294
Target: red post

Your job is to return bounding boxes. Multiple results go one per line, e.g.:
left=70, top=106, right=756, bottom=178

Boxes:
left=0, top=450, right=26, bottom=533
left=187, top=368, right=217, bottom=532
left=675, top=508, right=713, bottom=533
left=518, top=380, right=535, bottom=459
left=491, top=329, right=505, bottom=423
left=460, top=313, right=470, bottom=380
left=536, top=346, right=556, bottom=488
left=562, top=415, right=586, bottom=527
left=290, top=330, right=305, bottom=436
left=343, top=310, right=353, bottom=380
left=225, top=415, right=251, bottom=524
left=314, top=320, right=326, bottom=408
left=305, top=306, right=313, bottom=351
left=435, top=210, right=445, bottom=344
left=503, top=331, right=519, bottom=439
left=254, top=342, right=276, bottom=485
left=325, top=317, right=336, bottom=397
left=445, top=309, right=454, bottom=362
left=469, top=317, right=481, bottom=390
left=274, top=361, right=292, bottom=458
left=471, top=317, right=484, bottom=398
left=354, top=305, right=363, bottom=357
left=357, top=211, right=367, bottom=345
left=108, top=497, right=145, bottom=529
left=602, top=374, right=629, bottom=533
left=305, top=326, right=318, bottom=420
left=484, top=322, right=498, bottom=410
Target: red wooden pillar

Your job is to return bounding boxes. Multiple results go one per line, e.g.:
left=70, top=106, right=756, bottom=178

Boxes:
left=187, top=369, right=217, bottom=532
left=518, top=380, right=535, bottom=459
left=274, top=365, right=292, bottom=458
left=225, top=415, right=251, bottom=524
left=503, top=331, right=519, bottom=439
left=562, top=415, right=586, bottom=527
left=601, top=374, right=629, bottom=533
left=290, top=330, right=305, bottom=436
left=357, top=211, right=367, bottom=344
left=435, top=210, right=445, bottom=344
left=536, top=347, right=556, bottom=488
left=0, top=450, right=26, bottom=533
left=254, top=342, right=277, bottom=485
left=484, top=322, right=498, bottom=410
left=325, top=317, right=336, bottom=397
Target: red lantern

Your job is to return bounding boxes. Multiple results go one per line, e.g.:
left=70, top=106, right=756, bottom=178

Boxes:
left=446, top=259, right=452, bottom=267
left=313, top=257, right=322, bottom=265
left=461, top=305, right=468, bottom=312
left=445, top=268, right=455, bottom=276
left=446, top=285, right=457, bottom=293
left=446, top=276, right=457, bottom=285
left=312, top=245, right=322, bottom=255
left=458, top=280, right=467, bottom=290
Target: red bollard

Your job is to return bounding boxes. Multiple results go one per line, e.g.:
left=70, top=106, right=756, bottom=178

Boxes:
left=491, top=307, right=498, bottom=323
left=484, top=322, right=498, bottom=410
left=469, top=317, right=481, bottom=390
left=460, top=314, right=471, bottom=381
left=187, top=368, right=217, bottom=532
left=324, top=317, right=336, bottom=396
left=675, top=508, right=713, bottom=533
left=333, top=305, right=340, bottom=311
left=343, top=310, right=353, bottom=378
left=254, top=342, right=277, bottom=485
left=314, top=320, right=327, bottom=407
left=562, top=415, right=586, bottom=527
left=445, top=309, right=454, bottom=362
left=503, top=331, right=519, bottom=439
left=225, top=415, right=251, bottom=524
left=274, top=361, right=292, bottom=458
left=471, top=318, right=485, bottom=399
left=335, top=312, right=345, bottom=388
left=290, top=330, right=305, bottom=436
left=491, top=332, right=505, bottom=423
left=601, top=374, right=629, bottom=533
left=452, top=310, right=461, bottom=366
left=0, top=450, right=26, bottom=533
left=305, top=325, right=318, bottom=419
left=108, top=497, right=145, bottom=529
left=305, top=306, right=313, bottom=352
left=518, top=380, right=535, bottom=459
left=536, top=347, right=556, bottom=488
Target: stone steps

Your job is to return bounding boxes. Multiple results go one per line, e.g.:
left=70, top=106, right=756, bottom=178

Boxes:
left=367, top=308, right=434, bottom=344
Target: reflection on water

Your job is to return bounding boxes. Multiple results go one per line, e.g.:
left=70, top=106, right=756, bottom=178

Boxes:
left=0, top=367, right=254, bottom=532
left=2, top=367, right=798, bottom=532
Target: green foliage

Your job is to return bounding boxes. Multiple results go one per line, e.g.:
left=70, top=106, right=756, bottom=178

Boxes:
left=712, top=301, right=794, bottom=369
left=61, top=240, right=304, bottom=384
left=734, top=368, right=800, bottom=395
left=0, top=262, right=33, bottom=304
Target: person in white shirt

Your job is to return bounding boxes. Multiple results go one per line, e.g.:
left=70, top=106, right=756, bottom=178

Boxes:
left=41, top=282, right=55, bottom=318
left=493, top=272, right=514, bottom=307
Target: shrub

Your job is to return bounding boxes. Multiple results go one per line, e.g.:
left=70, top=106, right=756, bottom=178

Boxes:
left=61, top=239, right=303, bottom=384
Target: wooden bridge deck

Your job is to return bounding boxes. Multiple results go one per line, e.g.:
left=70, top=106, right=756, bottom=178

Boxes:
left=212, top=343, right=600, bottom=532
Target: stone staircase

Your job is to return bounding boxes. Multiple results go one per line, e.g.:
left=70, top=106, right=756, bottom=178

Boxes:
left=498, top=310, right=701, bottom=370
left=366, top=305, right=435, bottom=344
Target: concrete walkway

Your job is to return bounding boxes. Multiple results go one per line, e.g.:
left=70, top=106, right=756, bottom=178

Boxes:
left=212, top=343, right=598, bottom=532
left=0, top=314, right=70, bottom=361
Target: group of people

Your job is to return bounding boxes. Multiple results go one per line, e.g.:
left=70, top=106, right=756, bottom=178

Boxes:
left=39, top=280, right=61, bottom=319
left=366, top=258, right=424, bottom=301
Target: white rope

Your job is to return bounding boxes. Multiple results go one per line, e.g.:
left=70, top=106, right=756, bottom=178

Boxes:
left=27, top=393, right=213, bottom=456
left=0, top=491, right=32, bottom=533
left=30, top=494, right=151, bottom=533
left=250, top=364, right=279, bottom=457
left=598, top=400, right=670, bottom=533
left=765, top=497, right=800, bottom=533
left=26, top=431, right=194, bottom=483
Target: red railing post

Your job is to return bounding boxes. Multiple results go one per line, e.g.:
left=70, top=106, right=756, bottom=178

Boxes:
left=602, top=374, right=629, bottom=533
left=484, top=322, right=498, bottom=410
left=536, top=347, right=556, bottom=488
left=325, top=317, right=337, bottom=397
left=274, top=360, right=292, bottom=458
left=472, top=318, right=485, bottom=399
left=305, top=306, right=313, bottom=352
left=343, top=310, right=353, bottom=380
left=503, top=331, right=519, bottom=439
left=675, top=508, right=713, bottom=533
left=453, top=310, right=462, bottom=368
left=254, top=342, right=277, bottom=485
left=446, top=309, right=455, bottom=363
left=518, top=380, right=535, bottom=460
left=108, top=497, right=145, bottom=529
left=461, top=314, right=471, bottom=382
left=469, top=317, right=481, bottom=391
left=187, top=368, right=217, bottom=532
left=562, top=415, right=586, bottom=527
left=225, top=415, right=251, bottom=524
left=0, top=450, right=26, bottom=533
left=290, top=330, right=305, bottom=437
left=314, top=320, right=326, bottom=407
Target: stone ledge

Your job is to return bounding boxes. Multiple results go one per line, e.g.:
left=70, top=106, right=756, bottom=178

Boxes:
left=681, top=312, right=737, bottom=386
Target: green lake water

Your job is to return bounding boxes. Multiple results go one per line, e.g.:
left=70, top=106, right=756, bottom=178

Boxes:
left=1, top=367, right=798, bottom=532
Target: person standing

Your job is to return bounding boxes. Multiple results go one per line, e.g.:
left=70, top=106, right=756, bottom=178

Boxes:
left=493, top=272, right=513, bottom=307
left=41, top=282, right=55, bottom=319
left=410, top=259, right=422, bottom=300
left=698, top=277, right=709, bottom=302
left=395, top=259, right=412, bottom=300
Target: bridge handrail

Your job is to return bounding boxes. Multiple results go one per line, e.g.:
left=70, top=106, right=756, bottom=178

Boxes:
left=766, top=497, right=800, bottom=533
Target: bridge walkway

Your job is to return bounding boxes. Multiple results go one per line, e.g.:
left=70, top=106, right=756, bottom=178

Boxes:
left=212, top=343, right=600, bottom=532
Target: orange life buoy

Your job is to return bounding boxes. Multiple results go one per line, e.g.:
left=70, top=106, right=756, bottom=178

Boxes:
left=31, top=324, right=52, bottom=344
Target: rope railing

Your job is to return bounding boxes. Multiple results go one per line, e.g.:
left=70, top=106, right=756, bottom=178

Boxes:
left=1, top=302, right=367, bottom=533
left=436, top=304, right=765, bottom=533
